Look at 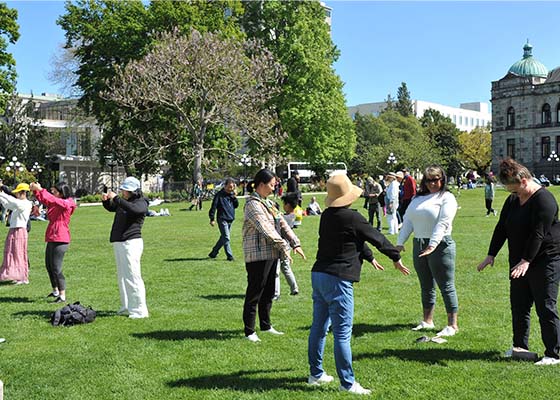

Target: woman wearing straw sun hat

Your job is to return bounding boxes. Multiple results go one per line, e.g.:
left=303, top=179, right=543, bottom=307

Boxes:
left=0, top=183, right=32, bottom=284
left=307, top=174, right=410, bottom=395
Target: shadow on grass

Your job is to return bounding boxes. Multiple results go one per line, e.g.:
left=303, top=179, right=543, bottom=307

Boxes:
left=353, top=323, right=411, bottom=337
left=164, top=257, right=209, bottom=262
left=12, top=310, right=53, bottom=319
left=0, top=296, right=34, bottom=303
left=355, top=348, right=502, bottom=366
left=200, top=294, right=244, bottom=301
left=168, top=368, right=316, bottom=392
left=298, top=323, right=410, bottom=337
left=132, top=329, right=240, bottom=341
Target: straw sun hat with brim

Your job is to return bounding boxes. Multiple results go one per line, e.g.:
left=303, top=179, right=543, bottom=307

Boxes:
left=386, top=172, right=397, bottom=179
left=325, top=174, right=363, bottom=208
left=12, top=183, right=30, bottom=193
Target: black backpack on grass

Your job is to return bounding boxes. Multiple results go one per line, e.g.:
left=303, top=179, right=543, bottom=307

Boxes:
left=51, top=302, right=96, bottom=326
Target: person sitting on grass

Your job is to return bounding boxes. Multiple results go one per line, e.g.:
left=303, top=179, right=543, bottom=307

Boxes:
left=307, top=196, right=322, bottom=215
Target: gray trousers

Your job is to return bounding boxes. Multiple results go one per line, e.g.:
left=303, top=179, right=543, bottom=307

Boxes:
left=274, top=259, right=299, bottom=297
left=413, top=236, right=458, bottom=313
left=45, top=242, right=69, bottom=291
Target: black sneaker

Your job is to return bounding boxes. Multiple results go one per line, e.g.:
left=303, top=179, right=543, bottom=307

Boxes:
left=227, top=257, right=235, bottom=262
left=51, top=297, right=65, bottom=304
left=46, top=292, right=59, bottom=298
left=208, top=253, right=217, bottom=259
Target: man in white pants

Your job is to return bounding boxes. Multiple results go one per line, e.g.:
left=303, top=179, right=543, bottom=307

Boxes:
left=102, top=177, right=149, bottom=319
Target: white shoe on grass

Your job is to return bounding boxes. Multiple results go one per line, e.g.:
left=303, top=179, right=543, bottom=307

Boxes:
left=308, top=373, right=334, bottom=386
left=245, top=333, right=261, bottom=342
left=339, top=381, right=372, bottom=395
left=436, top=326, right=457, bottom=337
left=262, top=327, right=284, bottom=335
left=535, top=356, right=560, bottom=365
left=411, top=321, right=435, bottom=331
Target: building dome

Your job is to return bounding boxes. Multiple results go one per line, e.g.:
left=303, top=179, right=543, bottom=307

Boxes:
left=508, top=41, right=548, bottom=78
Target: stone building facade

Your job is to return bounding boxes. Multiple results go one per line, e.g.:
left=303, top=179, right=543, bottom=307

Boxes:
left=491, top=42, right=560, bottom=177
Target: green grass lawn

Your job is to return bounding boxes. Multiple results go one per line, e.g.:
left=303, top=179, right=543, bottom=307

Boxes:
left=0, top=186, right=558, bottom=399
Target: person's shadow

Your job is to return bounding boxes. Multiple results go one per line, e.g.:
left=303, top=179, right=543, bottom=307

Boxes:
left=132, top=329, right=240, bottom=341
left=355, top=348, right=502, bottom=366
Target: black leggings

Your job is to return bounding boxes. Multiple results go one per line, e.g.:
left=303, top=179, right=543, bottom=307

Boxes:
left=45, top=242, right=69, bottom=291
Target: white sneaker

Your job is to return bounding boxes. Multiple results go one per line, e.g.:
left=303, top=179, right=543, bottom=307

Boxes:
left=245, top=333, right=261, bottom=342
left=308, top=373, right=334, bottom=386
left=339, top=381, right=372, bottom=395
left=436, top=326, right=457, bottom=337
left=535, top=356, right=560, bottom=365
left=262, top=327, right=284, bottom=335
left=411, top=321, right=435, bottom=331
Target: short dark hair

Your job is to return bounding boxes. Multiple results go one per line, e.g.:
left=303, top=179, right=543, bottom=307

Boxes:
left=224, top=177, right=235, bottom=186
left=282, top=192, right=298, bottom=208
left=498, top=158, right=532, bottom=184
left=53, top=182, right=72, bottom=199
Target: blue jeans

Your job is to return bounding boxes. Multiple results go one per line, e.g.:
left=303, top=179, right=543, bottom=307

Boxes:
left=308, top=272, right=355, bottom=389
left=210, top=219, right=233, bottom=259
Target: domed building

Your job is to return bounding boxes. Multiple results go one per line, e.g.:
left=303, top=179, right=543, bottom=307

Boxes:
left=491, top=41, right=560, bottom=177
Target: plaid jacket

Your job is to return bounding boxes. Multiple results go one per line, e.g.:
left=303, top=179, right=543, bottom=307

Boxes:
left=242, top=194, right=300, bottom=263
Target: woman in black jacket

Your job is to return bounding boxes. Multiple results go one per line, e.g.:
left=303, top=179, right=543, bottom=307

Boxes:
left=307, top=174, right=409, bottom=394
left=102, top=176, right=149, bottom=319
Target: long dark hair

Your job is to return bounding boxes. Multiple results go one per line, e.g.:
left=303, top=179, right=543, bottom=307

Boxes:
left=417, top=165, right=448, bottom=196
left=253, top=169, right=275, bottom=188
left=53, top=182, right=72, bottom=199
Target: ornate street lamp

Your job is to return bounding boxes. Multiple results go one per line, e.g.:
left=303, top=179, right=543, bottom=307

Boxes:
left=548, top=150, right=559, bottom=184
left=105, top=156, right=118, bottom=191
left=31, top=162, right=43, bottom=175
left=238, top=154, right=252, bottom=195
left=6, top=156, right=24, bottom=184
left=386, top=152, right=397, bottom=167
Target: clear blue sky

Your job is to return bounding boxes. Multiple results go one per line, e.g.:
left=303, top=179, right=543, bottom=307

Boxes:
left=6, top=1, right=560, bottom=109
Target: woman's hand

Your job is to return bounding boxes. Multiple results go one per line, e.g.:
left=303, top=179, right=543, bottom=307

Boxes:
left=30, top=182, right=41, bottom=192
left=393, top=259, right=410, bottom=275
left=418, top=246, right=435, bottom=257
left=510, top=259, right=530, bottom=279
left=477, top=255, right=495, bottom=272
left=370, top=259, right=385, bottom=271
left=293, top=246, right=306, bottom=260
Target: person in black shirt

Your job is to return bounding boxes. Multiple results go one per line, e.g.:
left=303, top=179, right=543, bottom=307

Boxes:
left=102, top=176, right=149, bottom=319
left=307, top=174, right=409, bottom=394
left=478, top=158, right=560, bottom=365
left=208, top=178, right=238, bottom=261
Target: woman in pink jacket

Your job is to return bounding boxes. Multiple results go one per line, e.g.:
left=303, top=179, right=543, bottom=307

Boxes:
left=30, top=182, right=77, bottom=303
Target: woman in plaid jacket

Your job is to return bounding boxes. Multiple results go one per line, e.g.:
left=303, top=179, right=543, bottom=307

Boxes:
left=242, top=169, right=306, bottom=342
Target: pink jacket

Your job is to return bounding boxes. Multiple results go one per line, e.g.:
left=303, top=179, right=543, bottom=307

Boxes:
left=34, top=189, right=77, bottom=243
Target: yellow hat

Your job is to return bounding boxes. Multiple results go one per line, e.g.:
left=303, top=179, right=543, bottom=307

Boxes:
left=12, top=183, right=30, bottom=193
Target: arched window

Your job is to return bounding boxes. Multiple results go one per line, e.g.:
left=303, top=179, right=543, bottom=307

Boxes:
left=507, top=107, right=515, bottom=128
left=542, top=103, right=552, bottom=125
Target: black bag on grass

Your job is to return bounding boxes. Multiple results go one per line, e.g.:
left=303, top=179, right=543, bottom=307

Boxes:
left=51, top=302, right=96, bottom=326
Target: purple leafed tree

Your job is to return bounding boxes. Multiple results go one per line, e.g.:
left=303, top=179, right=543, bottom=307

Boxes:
left=103, top=28, right=283, bottom=183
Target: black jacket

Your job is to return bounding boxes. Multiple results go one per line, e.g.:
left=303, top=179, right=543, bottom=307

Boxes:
left=209, top=189, right=239, bottom=222
left=313, top=207, right=401, bottom=282
left=103, top=195, right=149, bottom=243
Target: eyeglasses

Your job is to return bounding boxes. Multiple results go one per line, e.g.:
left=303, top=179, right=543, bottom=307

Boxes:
left=425, top=177, right=441, bottom=183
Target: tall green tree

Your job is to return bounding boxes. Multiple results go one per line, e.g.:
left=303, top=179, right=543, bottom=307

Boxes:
left=241, top=0, right=355, bottom=167
left=458, top=126, right=492, bottom=174
left=396, top=82, right=413, bottom=117
left=419, top=108, right=462, bottom=176
left=0, top=2, right=19, bottom=114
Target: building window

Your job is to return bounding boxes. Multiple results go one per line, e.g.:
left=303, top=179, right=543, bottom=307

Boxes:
left=542, top=103, right=552, bottom=125
left=507, top=139, right=515, bottom=159
left=542, top=136, right=551, bottom=158
left=507, top=107, right=515, bottom=128
left=557, top=103, right=560, bottom=123
left=557, top=135, right=560, bottom=154
left=459, top=116, right=462, bottom=125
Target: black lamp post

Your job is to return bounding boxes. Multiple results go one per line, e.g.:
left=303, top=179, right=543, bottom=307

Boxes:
left=238, top=154, right=251, bottom=195
left=548, top=150, right=559, bottom=183
left=105, top=156, right=118, bottom=191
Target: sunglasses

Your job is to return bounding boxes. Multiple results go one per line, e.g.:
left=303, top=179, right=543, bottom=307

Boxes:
left=425, top=177, right=441, bottom=183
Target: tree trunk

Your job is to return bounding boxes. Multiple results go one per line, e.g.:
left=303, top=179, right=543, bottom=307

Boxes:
left=192, top=141, right=204, bottom=184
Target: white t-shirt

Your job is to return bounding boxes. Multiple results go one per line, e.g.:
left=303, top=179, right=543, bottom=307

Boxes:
left=397, top=191, right=457, bottom=248
left=0, top=191, right=32, bottom=229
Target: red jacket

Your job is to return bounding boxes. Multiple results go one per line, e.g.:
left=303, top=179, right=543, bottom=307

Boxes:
left=402, top=174, right=417, bottom=201
left=34, top=189, right=77, bottom=243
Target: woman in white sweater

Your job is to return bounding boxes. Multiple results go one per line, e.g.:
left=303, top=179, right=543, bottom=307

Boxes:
left=0, top=183, right=32, bottom=284
left=385, top=172, right=400, bottom=235
left=396, top=166, right=459, bottom=337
